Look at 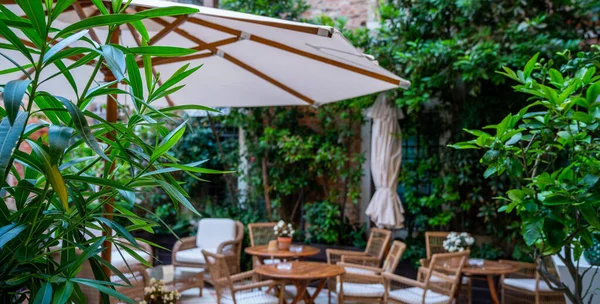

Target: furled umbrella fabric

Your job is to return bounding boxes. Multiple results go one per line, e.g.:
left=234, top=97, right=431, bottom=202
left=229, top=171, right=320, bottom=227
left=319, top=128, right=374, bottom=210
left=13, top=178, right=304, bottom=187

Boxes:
left=365, top=93, right=405, bottom=229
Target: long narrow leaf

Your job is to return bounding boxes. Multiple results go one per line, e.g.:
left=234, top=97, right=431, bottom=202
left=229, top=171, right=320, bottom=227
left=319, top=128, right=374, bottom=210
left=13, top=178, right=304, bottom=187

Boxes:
left=56, top=96, right=109, bottom=160
left=0, top=223, right=26, bottom=248
left=3, top=80, right=31, bottom=125
left=0, top=112, right=27, bottom=182
left=43, top=30, right=89, bottom=63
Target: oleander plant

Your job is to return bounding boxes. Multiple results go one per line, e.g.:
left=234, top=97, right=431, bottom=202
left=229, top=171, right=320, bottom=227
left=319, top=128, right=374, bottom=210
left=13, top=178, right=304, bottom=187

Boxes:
left=0, top=1, right=214, bottom=303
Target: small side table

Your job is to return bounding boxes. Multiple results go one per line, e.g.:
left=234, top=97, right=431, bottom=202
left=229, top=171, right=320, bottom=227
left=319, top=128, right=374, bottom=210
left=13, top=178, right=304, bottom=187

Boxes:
left=457, top=260, right=519, bottom=304
left=255, top=262, right=345, bottom=304
left=245, top=245, right=320, bottom=264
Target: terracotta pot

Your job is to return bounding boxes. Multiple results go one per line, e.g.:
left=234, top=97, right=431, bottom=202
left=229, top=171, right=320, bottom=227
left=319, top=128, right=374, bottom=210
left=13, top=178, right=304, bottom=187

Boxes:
left=277, top=237, right=292, bottom=251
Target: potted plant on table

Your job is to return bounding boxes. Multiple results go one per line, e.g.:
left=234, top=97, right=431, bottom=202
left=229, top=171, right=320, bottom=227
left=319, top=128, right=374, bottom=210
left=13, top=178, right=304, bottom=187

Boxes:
left=443, top=232, right=475, bottom=253
left=274, top=220, right=295, bottom=251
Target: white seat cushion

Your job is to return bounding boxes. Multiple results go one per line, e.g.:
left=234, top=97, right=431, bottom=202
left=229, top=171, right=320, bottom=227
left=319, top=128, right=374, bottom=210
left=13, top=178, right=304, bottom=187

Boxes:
left=337, top=282, right=385, bottom=297
left=504, top=278, right=555, bottom=292
left=111, top=250, right=149, bottom=268
left=175, top=247, right=218, bottom=264
left=430, top=274, right=469, bottom=285
left=220, top=290, right=280, bottom=304
left=196, top=218, right=236, bottom=249
left=345, top=266, right=376, bottom=275
left=388, top=287, right=450, bottom=304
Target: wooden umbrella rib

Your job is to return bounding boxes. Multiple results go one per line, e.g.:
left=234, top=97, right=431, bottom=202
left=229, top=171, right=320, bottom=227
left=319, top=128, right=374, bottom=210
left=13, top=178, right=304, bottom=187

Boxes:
left=149, top=15, right=189, bottom=46
left=188, top=18, right=403, bottom=87
left=222, top=52, right=315, bottom=105
left=72, top=2, right=102, bottom=44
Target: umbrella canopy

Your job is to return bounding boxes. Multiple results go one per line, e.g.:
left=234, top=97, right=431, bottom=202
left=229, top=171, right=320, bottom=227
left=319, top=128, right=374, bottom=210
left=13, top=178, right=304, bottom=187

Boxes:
left=1, top=0, right=410, bottom=108
left=365, top=93, right=405, bottom=229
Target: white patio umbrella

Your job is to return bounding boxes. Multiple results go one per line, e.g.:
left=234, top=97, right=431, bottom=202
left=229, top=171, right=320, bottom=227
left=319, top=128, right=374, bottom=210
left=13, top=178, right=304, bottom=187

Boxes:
left=365, top=93, right=405, bottom=229
left=2, top=0, right=411, bottom=108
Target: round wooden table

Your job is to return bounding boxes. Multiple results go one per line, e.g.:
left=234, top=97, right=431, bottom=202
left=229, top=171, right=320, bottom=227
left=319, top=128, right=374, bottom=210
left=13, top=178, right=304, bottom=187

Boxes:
left=255, top=262, right=345, bottom=304
left=457, top=259, right=518, bottom=304
left=245, top=245, right=320, bottom=264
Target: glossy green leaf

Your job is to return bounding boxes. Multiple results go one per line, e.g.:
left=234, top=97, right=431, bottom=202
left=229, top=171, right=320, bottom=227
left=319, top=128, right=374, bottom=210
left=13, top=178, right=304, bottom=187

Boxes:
left=125, top=46, right=197, bottom=57
left=95, top=217, right=138, bottom=247
left=99, top=45, right=126, bottom=82
left=51, top=0, right=78, bottom=21
left=3, top=80, right=31, bottom=125
left=0, top=112, right=28, bottom=182
left=125, top=53, right=143, bottom=110
left=579, top=205, right=600, bottom=229
left=28, top=140, right=69, bottom=211
left=52, top=281, right=73, bottom=304
left=0, top=17, right=33, bottom=62
left=70, top=278, right=134, bottom=304
left=56, top=96, right=109, bottom=160
left=56, top=14, right=145, bottom=38
left=32, top=282, right=52, bottom=304
left=0, top=223, right=27, bottom=248
left=48, top=126, right=73, bottom=165
left=155, top=180, right=200, bottom=216
left=15, top=0, right=47, bottom=37
left=150, top=121, right=187, bottom=162
left=44, top=30, right=89, bottom=63
left=134, top=6, right=199, bottom=18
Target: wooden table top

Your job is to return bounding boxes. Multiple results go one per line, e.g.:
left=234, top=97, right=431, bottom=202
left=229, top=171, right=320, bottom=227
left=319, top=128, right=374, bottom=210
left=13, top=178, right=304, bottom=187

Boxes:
left=255, top=262, right=345, bottom=280
left=245, top=245, right=320, bottom=258
left=461, top=260, right=519, bottom=276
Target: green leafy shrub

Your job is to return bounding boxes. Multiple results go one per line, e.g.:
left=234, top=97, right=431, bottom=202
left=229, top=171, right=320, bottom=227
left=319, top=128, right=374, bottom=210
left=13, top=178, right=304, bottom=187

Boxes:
left=452, top=48, right=600, bottom=303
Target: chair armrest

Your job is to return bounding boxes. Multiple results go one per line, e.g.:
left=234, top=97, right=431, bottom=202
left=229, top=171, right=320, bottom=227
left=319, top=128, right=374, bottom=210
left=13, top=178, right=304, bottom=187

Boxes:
left=337, top=262, right=383, bottom=274
left=341, top=255, right=381, bottom=266
left=233, top=280, right=281, bottom=292
left=217, top=239, right=241, bottom=254
left=326, top=249, right=366, bottom=264
left=171, top=236, right=197, bottom=265
left=230, top=270, right=257, bottom=282
left=383, top=273, right=426, bottom=289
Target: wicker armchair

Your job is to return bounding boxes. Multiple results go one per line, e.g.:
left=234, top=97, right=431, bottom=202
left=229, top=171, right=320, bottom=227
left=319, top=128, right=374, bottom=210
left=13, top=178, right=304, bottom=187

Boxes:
left=172, top=219, right=244, bottom=275
left=499, top=258, right=565, bottom=304
left=111, top=264, right=149, bottom=304
left=333, top=240, right=406, bottom=303
left=384, top=250, right=470, bottom=304
left=421, top=231, right=472, bottom=304
left=248, top=222, right=280, bottom=267
left=326, top=228, right=392, bottom=267
left=202, top=250, right=284, bottom=304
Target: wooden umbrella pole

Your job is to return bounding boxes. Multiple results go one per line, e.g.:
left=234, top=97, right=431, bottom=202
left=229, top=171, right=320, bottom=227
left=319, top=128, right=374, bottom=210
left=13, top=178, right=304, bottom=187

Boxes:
left=100, top=24, right=121, bottom=278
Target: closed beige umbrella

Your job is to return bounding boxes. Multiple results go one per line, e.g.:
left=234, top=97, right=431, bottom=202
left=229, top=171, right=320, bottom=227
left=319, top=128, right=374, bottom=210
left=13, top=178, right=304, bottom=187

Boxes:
left=365, top=93, right=405, bottom=229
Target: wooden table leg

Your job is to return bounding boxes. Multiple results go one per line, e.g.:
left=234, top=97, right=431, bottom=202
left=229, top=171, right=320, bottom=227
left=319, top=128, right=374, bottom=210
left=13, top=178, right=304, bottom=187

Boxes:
left=292, top=280, right=309, bottom=304
left=487, top=275, right=500, bottom=304
left=308, top=279, right=327, bottom=303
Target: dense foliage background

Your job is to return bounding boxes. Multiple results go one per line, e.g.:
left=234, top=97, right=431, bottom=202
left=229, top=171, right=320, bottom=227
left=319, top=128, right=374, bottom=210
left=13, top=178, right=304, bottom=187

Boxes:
left=165, top=0, right=600, bottom=264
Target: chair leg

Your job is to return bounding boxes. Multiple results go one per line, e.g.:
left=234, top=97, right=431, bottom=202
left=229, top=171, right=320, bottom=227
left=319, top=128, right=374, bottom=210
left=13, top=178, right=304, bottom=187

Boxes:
left=467, top=278, right=472, bottom=304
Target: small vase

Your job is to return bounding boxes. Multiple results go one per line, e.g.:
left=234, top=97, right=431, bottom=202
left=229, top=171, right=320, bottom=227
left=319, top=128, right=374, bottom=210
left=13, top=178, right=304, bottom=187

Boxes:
left=277, top=237, right=292, bottom=251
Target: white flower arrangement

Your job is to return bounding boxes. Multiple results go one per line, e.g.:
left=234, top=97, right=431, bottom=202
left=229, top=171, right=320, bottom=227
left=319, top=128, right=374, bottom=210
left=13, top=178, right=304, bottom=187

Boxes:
left=442, top=232, right=474, bottom=253
left=140, top=278, right=181, bottom=304
left=273, top=220, right=295, bottom=238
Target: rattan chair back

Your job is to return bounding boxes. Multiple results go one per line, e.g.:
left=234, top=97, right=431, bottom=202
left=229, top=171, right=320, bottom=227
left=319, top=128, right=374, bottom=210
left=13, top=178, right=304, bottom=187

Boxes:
left=248, top=222, right=278, bottom=247
left=424, top=250, right=470, bottom=299
left=382, top=241, right=407, bottom=273
left=365, top=228, right=392, bottom=261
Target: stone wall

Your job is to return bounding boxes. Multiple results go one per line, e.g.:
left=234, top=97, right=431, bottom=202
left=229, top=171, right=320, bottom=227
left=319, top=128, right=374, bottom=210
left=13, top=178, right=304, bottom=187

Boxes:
left=302, top=0, right=376, bottom=28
